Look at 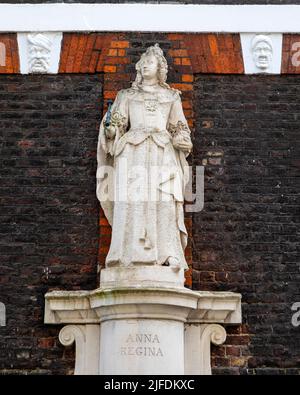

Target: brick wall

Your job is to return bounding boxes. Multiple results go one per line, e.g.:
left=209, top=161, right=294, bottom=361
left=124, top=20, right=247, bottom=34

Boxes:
left=0, top=33, right=299, bottom=375
left=193, top=74, right=300, bottom=374
left=55, top=32, right=195, bottom=285
left=0, top=74, right=101, bottom=374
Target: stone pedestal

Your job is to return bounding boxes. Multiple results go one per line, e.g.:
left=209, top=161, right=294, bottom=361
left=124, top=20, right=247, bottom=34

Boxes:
left=100, top=319, right=184, bottom=375
left=44, top=266, right=241, bottom=375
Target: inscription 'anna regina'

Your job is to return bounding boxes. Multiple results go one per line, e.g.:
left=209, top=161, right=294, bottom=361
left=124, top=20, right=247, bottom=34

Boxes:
left=126, top=333, right=160, bottom=343
left=120, top=333, right=164, bottom=357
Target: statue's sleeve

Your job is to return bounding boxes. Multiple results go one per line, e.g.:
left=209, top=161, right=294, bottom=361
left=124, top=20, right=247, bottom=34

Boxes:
left=167, top=93, right=192, bottom=195
left=167, top=94, right=193, bottom=158
left=99, top=90, right=129, bottom=156
left=96, top=90, right=129, bottom=225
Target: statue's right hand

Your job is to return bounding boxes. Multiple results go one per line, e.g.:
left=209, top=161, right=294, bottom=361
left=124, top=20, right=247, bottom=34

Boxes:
left=105, top=125, right=117, bottom=139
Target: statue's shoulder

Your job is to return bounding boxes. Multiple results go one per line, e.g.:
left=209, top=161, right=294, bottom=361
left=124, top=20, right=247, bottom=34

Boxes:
left=118, top=87, right=136, bottom=97
left=115, top=88, right=129, bottom=98
left=114, top=87, right=140, bottom=101
left=117, top=86, right=180, bottom=102
left=157, top=87, right=181, bottom=103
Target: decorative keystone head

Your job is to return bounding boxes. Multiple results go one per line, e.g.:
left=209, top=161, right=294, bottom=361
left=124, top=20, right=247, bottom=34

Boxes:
left=251, top=34, right=273, bottom=70
left=27, top=33, right=53, bottom=73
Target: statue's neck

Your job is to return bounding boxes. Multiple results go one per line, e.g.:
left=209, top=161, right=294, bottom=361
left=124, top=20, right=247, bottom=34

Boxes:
left=142, top=77, right=159, bottom=86
left=140, top=80, right=160, bottom=93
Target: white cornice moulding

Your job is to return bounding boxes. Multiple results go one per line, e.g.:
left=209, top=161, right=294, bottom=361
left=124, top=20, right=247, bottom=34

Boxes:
left=0, top=4, right=300, bottom=33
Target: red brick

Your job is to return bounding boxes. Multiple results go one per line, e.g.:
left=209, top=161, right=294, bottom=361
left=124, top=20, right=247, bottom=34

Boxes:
left=38, top=338, right=55, bottom=349
left=108, top=49, right=118, bottom=56
left=173, top=58, right=182, bottom=65
left=80, top=34, right=97, bottom=73
left=18, top=140, right=34, bottom=149
left=182, top=58, right=192, bottom=66
left=105, top=57, right=130, bottom=65
left=104, top=90, right=117, bottom=99
left=169, top=49, right=188, bottom=57
left=281, top=34, right=300, bottom=74
left=226, top=346, right=241, bottom=357
left=168, top=34, right=185, bottom=41
left=104, top=65, right=117, bottom=73
left=182, top=74, right=194, bottom=82
left=0, top=34, right=20, bottom=74
left=111, top=40, right=130, bottom=49
left=100, top=216, right=109, bottom=226
left=99, top=246, right=109, bottom=254
left=88, top=50, right=100, bottom=73
left=183, top=33, right=244, bottom=73
left=171, top=83, right=193, bottom=92
left=182, top=100, right=192, bottom=109
left=65, top=34, right=80, bottom=73
left=73, top=34, right=88, bottom=73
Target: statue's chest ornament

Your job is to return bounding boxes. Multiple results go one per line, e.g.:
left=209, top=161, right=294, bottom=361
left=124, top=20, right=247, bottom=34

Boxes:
left=144, top=99, right=158, bottom=113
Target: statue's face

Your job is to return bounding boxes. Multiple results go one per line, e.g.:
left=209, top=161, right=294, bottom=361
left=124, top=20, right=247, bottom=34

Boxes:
left=252, top=41, right=273, bottom=69
left=140, top=54, right=159, bottom=80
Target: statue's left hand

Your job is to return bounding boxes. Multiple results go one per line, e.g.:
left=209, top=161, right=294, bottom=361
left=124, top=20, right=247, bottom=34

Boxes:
left=172, top=135, right=193, bottom=153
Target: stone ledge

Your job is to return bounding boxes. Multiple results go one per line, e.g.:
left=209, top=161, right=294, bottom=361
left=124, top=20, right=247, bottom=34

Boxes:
left=45, top=287, right=241, bottom=325
left=100, top=266, right=185, bottom=289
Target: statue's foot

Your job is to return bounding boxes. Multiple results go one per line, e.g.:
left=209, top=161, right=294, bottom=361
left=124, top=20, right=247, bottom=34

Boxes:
left=166, top=257, right=181, bottom=272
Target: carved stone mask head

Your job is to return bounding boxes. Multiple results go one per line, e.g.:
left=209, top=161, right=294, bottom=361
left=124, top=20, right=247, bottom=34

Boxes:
left=251, top=35, right=273, bottom=70
left=28, top=33, right=52, bottom=73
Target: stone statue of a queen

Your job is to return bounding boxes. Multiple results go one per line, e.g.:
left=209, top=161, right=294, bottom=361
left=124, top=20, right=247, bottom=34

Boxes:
left=96, top=44, right=193, bottom=271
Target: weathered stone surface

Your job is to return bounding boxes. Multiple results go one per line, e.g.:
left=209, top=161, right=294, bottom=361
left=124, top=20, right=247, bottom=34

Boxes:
left=44, top=282, right=241, bottom=375
left=100, top=266, right=185, bottom=289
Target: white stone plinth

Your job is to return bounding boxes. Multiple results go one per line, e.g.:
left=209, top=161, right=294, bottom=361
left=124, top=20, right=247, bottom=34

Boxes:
left=100, top=266, right=185, bottom=289
left=100, top=319, right=184, bottom=375
left=44, top=266, right=242, bottom=375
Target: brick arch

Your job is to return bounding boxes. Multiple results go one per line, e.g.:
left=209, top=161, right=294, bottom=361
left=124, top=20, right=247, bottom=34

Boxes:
left=96, top=35, right=132, bottom=275
left=93, top=34, right=196, bottom=285
left=56, top=32, right=245, bottom=287
left=0, top=33, right=19, bottom=73
left=166, top=34, right=194, bottom=287
left=182, top=33, right=244, bottom=74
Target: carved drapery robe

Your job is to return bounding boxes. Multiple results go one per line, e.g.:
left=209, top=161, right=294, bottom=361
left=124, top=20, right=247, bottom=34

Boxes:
left=96, top=86, right=192, bottom=269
